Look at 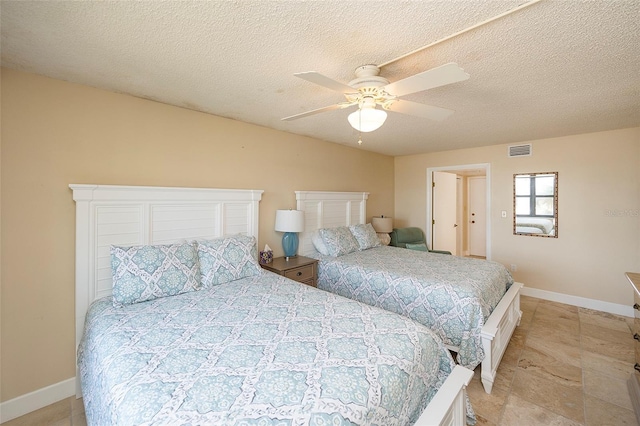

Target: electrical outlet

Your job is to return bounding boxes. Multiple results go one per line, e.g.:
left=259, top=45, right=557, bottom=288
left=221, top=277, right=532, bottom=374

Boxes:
left=501, top=210, right=507, bottom=218
left=510, top=264, right=517, bottom=272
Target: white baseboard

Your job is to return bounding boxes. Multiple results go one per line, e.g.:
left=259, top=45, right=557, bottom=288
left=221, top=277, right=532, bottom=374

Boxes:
left=0, top=377, right=75, bottom=424
left=521, top=286, right=633, bottom=318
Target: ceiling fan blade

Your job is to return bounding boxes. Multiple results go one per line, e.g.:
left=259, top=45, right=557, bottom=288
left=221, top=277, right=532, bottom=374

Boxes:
left=282, top=103, right=353, bottom=121
left=386, top=99, right=455, bottom=121
left=383, top=63, right=470, bottom=97
left=294, top=72, right=356, bottom=94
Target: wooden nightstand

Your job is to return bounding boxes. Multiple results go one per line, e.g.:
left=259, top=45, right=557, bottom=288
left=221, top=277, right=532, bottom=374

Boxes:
left=260, top=256, right=318, bottom=287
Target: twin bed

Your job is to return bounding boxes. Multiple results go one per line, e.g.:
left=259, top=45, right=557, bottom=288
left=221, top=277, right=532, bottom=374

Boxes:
left=71, top=184, right=475, bottom=426
left=296, top=191, right=523, bottom=394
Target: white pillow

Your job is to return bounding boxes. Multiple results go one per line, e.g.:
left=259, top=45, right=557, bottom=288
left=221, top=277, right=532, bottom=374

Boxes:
left=349, top=223, right=381, bottom=250
left=311, top=230, right=330, bottom=255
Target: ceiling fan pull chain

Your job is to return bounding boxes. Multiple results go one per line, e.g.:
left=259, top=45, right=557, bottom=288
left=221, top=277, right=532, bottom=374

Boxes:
left=358, top=108, right=363, bottom=145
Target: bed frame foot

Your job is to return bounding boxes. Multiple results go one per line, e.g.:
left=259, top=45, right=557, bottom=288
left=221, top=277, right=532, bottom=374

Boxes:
left=481, top=376, right=494, bottom=394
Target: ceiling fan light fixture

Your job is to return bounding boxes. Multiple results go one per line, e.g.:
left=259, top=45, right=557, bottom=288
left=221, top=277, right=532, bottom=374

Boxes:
left=347, top=105, right=387, bottom=133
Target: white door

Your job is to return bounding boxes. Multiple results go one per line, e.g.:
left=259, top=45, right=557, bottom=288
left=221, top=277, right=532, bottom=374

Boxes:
left=468, top=176, right=486, bottom=257
left=432, top=171, right=457, bottom=254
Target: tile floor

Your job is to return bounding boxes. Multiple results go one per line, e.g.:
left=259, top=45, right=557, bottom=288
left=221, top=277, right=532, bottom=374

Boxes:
left=4, top=296, right=638, bottom=425
left=467, top=296, right=637, bottom=425
left=3, top=396, right=86, bottom=426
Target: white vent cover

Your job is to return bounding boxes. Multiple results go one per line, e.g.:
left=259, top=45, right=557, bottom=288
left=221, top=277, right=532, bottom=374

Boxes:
left=508, top=144, right=532, bottom=157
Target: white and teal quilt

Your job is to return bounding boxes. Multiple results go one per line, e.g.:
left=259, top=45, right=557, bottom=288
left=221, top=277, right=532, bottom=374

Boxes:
left=78, top=271, right=472, bottom=425
left=310, top=246, right=513, bottom=369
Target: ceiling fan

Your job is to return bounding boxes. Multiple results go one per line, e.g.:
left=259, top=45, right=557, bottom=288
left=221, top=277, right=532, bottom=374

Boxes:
left=282, top=62, right=470, bottom=133
left=280, top=0, right=544, bottom=138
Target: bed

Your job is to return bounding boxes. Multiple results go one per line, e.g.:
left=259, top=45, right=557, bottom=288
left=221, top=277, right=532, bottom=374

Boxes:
left=515, top=216, right=555, bottom=235
left=71, top=184, right=475, bottom=426
left=295, top=190, right=524, bottom=394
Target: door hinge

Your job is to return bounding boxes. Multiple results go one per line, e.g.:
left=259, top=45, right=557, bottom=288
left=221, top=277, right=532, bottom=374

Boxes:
left=432, top=219, right=435, bottom=225
left=432, top=182, right=435, bottom=188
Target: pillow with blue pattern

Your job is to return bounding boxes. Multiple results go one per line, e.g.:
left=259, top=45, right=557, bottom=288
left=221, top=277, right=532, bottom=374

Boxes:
left=110, top=242, right=201, bottom=307
left=197, top=234, right=261, bottom=287
left=319, top=226, right=359, bottom=257
left=349, top=223, right=381, bottom=250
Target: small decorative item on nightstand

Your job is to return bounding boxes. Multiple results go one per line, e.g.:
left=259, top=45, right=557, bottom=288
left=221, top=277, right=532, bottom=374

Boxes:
left=372, top=216, right=393, bottom=246
left=259, top=244, right=273, bottom=264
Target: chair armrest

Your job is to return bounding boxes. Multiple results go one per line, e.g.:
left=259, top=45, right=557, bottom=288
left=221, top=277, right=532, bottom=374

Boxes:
left=429, top=249, right=452, bottom=255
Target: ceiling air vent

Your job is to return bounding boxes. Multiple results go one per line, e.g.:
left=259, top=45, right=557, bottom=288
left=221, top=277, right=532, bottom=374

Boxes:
left=508, top=144, right=532, bottom=157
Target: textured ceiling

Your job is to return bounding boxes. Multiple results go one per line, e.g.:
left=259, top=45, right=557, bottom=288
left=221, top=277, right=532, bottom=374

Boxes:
left=2, top=0, right=639, bottom=156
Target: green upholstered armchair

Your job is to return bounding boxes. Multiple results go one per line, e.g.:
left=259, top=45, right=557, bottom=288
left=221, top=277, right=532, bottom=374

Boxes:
left=389, top=227, right=452, bottom=255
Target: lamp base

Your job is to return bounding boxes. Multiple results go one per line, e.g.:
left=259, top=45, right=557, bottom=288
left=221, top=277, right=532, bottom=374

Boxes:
left=282, top=232, right=299, bottom=260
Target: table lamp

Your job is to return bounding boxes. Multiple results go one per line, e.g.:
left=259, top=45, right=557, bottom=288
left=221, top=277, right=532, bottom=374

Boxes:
left=371, top=216, right=393, bottom=246
left=275, top=209, right=305, bottom=260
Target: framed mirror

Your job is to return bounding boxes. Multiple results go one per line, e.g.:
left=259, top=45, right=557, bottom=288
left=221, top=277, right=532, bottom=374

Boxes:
left=513, top=172, right=558, bottom=237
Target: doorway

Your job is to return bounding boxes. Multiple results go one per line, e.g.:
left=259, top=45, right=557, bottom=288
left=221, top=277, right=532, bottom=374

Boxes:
left=427, top=163, right=491, bottom=259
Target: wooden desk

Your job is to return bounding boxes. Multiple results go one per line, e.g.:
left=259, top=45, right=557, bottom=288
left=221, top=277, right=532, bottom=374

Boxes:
left=626, top=272, right=640, bottom=425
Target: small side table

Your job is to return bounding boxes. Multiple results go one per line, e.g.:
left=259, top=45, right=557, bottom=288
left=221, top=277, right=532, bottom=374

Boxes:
left=260, top=255, right=318, bottom=287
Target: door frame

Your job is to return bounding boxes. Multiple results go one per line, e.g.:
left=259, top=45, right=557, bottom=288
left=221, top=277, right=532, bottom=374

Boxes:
left=426, top=163, right=492, bottom=259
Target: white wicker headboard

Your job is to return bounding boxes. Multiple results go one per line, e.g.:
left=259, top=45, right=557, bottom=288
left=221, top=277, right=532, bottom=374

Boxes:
left=70, top=184, right=263, bottom=394
left=295, top=191, right=369, bottom=257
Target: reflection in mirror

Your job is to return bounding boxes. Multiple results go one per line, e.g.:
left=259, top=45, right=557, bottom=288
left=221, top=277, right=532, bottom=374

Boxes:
left=513, top=172, right=558, bottom=237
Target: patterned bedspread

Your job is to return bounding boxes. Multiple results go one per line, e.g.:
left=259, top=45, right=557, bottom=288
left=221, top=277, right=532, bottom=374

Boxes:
left=78, top=271, right=473, bottom=425
left=309, top=246, right=513, bottom=369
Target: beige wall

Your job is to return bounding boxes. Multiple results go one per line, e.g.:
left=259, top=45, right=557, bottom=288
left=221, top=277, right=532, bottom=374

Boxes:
left=2, top=66, right=638, bottom=405
left=395, top=127, right=640, bottom=307
left=0, top=69, right=394, bottom=401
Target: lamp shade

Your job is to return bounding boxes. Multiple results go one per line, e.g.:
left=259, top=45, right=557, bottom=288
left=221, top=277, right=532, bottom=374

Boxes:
left=275, top=210, right=305, bottom=233
left=371, top=216, right=393, bottom=233
left=348, top=106, right=387, bottom=133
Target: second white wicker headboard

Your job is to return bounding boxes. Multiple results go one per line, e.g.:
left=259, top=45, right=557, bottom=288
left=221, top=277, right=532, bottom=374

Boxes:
left=295, top=191, right=369, bottom=257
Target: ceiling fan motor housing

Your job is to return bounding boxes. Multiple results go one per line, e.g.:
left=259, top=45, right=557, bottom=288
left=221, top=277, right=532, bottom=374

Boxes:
left=342, top=65, right=394, bottom=109
left=349, top=65, right=390, bottom=89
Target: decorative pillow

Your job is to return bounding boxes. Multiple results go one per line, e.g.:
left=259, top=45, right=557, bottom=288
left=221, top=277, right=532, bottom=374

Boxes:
left=311, top=230, right=330, bottom=255
left=318, top=226, right=359, bottom=257
left=349, top=223, right=381, bottom=250
left=197, top=234, right=261, bottom=287
left=111, top=242, right=201, bottom=306
left=405, top=242, right=429, bottom=252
